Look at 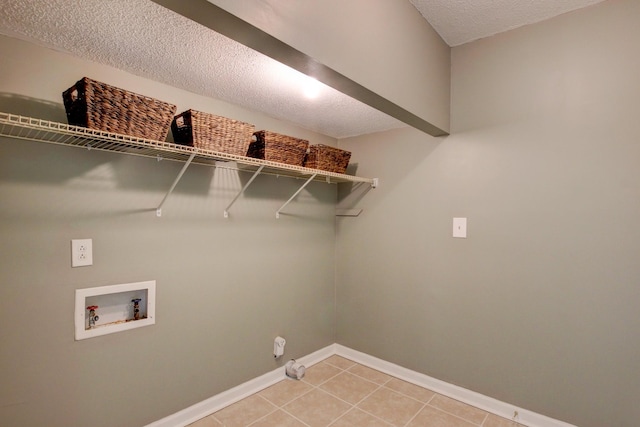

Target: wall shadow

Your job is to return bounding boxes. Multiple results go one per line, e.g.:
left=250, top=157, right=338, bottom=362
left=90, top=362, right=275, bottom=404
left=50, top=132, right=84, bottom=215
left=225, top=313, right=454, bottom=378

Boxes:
left=0, top=92, right=67, bottom=122
left=0, top=93, right=213, bottom=196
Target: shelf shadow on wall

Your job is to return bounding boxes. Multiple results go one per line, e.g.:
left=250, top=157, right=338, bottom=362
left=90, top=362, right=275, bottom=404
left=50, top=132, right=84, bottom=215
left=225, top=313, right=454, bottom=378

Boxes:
left=335, top=163, right=374, bottom=210
left=0, top=93, right=126, bottom=185
left=232, top=164, right=336, bottom=206
left=0, top=93, right=214, bottom=196
left=1, top=137, right=214, bottom=196
left=113, top=154, right=214, bottom=196
left=244, top=162, right=372, bottom=212
left=0, top=93, right=67, bottom=123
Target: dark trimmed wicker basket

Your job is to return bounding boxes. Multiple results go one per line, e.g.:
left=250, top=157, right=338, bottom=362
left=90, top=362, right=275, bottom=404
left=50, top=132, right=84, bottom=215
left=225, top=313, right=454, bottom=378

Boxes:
left=171, top=109, right=255, bottom=156
left=62, top=77, right=176, bottom=141
left=247, top=131, right=309, bottom=166
left=304, top=144, right=351, bottom=174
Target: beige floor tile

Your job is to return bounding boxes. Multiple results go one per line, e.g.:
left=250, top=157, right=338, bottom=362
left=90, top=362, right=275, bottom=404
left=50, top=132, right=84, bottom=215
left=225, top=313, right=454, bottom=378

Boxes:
left=323, top=355, right=357, bottom=370
left=357, top=387, right=424, bottom=426
left=188, top=355, right=530, bottom=427
left=302, top=362, right=342, bottom=386
left=428, top=394, right=488, bottom=425
left=347, top=364, right=392, bottom=385
left=187, top=414, right=222, bottom=427
left=248, top=409, right=307, bottom=427
left=213, top=395, right=277, bottom=427
left=330, top=408, right=392, bottom=427
left=384, top=378, right=436, bottom=403
left=284, top=388, right=351, bottom=427
left=407, top=405, right=477, bottom=427
left=259, top=378, right=313, bottom=407
left=483, top=413, right=525, bottom=427
left=320, top=371, right=380, bottom=404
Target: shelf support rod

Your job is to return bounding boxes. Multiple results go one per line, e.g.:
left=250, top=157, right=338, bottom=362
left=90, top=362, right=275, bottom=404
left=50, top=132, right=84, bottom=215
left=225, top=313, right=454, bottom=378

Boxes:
left=156, top=152, right=196, bottom=217
left=276, top=173, right=317, bottom=219
left=224, top=165, right=265, bottom=218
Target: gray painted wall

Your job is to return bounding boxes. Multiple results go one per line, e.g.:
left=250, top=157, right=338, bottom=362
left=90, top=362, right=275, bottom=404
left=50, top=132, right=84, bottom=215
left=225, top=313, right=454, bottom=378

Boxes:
left=336, top=1, right=640, bottom=426
left=4, top=1, right=639, bottom=426
left=0, top=36, right=337, bottom=427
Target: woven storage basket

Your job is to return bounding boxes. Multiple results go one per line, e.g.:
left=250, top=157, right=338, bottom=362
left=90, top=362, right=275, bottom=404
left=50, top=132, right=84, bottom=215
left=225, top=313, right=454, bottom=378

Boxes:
left=304, top=144, right=351, bottom=174
left=62, top=77, right=176, bottom=141
left=171, top=110, right=255, bottom=156
left=247, top=131, right=309, bottom=166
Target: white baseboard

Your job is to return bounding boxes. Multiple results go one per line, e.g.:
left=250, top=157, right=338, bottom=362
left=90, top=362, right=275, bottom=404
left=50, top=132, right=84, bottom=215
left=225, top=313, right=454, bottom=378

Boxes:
left=334, top=345, right=576, bottom=427
left=147, top=343, right=575, bottom=427
left=145, top=344, right=335, bottom=427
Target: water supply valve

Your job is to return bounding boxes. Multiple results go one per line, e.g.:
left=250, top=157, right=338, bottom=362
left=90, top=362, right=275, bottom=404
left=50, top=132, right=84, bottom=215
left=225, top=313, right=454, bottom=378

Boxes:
left=86, top=305, right=99, bottom=329
left=131, top=298, right=142, bottom=320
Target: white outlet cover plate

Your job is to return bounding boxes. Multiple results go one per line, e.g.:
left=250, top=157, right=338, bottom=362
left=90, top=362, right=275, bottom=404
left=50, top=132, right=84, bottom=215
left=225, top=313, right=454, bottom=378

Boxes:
left=453, top=218, right=467, bottom=238
left=71, top=238, right=93, bottom=267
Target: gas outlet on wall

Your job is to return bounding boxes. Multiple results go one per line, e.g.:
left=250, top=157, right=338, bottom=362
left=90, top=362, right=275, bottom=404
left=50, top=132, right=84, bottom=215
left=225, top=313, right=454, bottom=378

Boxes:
left=274, top=336, right=286, bottom=358
left=71, top=239, right=93, bottom=267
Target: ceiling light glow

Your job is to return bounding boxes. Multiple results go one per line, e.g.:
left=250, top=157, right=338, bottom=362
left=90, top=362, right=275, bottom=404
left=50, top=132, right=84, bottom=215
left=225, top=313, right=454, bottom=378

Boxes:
left=267, top=60, right=325, bottom=100
left=302, top=77, right=322, bottom=99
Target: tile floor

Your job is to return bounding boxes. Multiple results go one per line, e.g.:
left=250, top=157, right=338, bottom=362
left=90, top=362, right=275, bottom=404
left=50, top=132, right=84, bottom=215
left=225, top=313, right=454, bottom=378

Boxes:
left=188, top=355, right=525, bottom=427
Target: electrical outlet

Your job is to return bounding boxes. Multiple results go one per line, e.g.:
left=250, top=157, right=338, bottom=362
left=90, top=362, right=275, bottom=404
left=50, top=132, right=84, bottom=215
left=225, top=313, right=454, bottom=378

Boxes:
left=71, top=239, right=93, bottom=267
left=453, top=217, right=467, bottom=238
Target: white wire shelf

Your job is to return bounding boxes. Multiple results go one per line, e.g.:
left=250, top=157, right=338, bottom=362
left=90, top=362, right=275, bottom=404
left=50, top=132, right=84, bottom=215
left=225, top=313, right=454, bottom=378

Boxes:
left=0, top=112, right=375, bottom=185
left=0, top=112, right=377, bottom=218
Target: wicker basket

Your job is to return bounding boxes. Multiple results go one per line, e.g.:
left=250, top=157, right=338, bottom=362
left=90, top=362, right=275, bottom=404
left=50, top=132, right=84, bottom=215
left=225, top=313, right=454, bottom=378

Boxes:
left=62, top=77, right=176, bottom=141
left=247, top=131, right=309, bottom=166
left=171, top=110, right=255, bottom=156
left=304, top=144, right=351, bottom=174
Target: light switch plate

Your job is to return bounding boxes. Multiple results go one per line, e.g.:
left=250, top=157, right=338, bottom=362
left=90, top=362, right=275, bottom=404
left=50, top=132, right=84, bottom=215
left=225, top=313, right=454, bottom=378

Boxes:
left=71, top=239, right=93, bottom=267
left=453, top=218, right=467, bottom=238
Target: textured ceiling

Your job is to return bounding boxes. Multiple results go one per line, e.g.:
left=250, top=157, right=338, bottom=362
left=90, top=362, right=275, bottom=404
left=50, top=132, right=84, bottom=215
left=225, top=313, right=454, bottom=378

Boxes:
left=0, top=0, right=608, bottom=138
left=0, top=0, right=405, bottom=139
left=410, top=0, right=608, bottom=46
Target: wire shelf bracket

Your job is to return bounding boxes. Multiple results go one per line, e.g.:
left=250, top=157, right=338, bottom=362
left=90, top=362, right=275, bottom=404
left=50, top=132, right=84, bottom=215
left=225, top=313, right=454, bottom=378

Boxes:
left=224, top=165, right=265, bottom=218
left=276, top=173, right=318, bottom=219
left=156, top=152, right=196, bottom=217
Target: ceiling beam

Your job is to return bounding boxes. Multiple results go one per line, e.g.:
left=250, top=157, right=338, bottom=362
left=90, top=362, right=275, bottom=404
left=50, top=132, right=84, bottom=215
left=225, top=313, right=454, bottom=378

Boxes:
left=151, top=0, right=448, bottom=137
